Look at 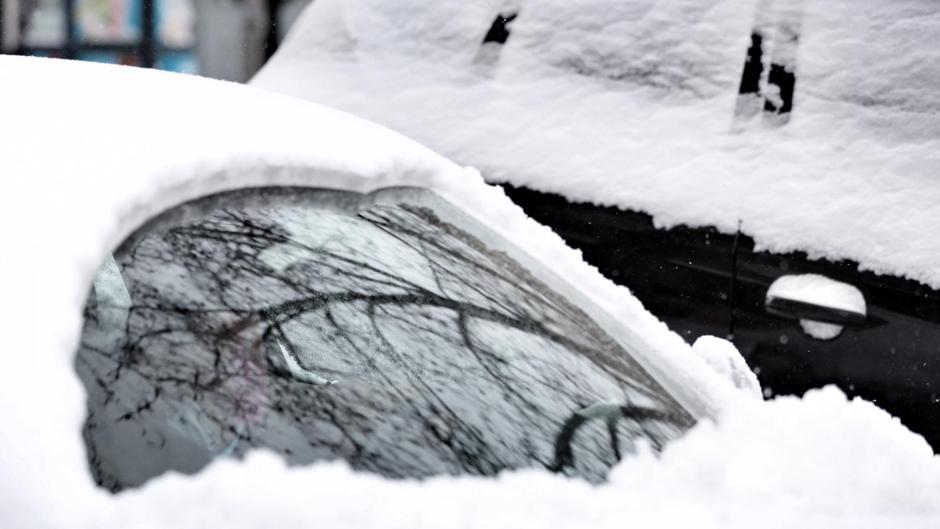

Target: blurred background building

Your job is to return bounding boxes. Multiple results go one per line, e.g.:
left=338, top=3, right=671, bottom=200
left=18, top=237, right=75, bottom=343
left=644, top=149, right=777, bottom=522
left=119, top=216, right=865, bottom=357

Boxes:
left=0, top=0, right=311, bottom=81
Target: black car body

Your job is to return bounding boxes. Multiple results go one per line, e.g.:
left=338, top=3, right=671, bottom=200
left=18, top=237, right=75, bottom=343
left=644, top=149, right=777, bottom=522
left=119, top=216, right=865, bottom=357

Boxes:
left=504, top=184, right=940, bottom=451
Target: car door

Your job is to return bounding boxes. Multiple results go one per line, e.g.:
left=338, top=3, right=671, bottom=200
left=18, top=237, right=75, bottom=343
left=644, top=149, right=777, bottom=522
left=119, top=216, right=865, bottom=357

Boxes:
left=731, top=244, right=940, bottom=450
left=504, top=184, right=940, bottom=452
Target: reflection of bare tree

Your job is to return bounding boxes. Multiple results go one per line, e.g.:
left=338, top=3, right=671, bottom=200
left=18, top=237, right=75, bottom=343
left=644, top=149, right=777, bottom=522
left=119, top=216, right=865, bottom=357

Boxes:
left=78, top=191, right=692, bottom=492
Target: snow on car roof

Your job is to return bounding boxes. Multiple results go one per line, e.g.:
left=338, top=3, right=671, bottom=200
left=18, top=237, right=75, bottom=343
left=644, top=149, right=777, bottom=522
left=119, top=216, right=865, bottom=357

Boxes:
left=0, top=55, right=725, bottom=411
left=253, top=0, right=940, bottom=289
left=1, top=55, right=939, bottom=528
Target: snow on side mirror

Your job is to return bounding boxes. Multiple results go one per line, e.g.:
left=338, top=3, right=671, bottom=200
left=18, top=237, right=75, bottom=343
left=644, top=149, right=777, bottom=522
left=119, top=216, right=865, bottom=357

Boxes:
left=765, top=274, right=867, bottom=341
left=691, top=336, right=761, bottom=400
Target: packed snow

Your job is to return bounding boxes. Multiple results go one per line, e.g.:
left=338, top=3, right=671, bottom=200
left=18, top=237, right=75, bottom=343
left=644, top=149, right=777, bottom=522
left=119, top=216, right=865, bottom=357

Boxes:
left=254, top=0, right=940, bottom=289
left=1, top=54, right=940, bottom=528
left=691, top=336, right=762, bottom=399
left=82, top=388, right=940, bottom=529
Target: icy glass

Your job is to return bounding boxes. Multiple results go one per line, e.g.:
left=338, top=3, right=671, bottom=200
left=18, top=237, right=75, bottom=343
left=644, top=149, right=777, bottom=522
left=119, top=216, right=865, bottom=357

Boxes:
left=77, top=187, right=693, bottom=492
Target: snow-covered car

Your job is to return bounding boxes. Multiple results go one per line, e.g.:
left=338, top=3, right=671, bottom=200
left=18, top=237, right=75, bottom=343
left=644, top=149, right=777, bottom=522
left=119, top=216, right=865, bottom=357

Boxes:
left=0, top=54, right=754, bottom=525
left=251, top=0, right=940, bottom=451
left=3, top=50, right=940, bottom=529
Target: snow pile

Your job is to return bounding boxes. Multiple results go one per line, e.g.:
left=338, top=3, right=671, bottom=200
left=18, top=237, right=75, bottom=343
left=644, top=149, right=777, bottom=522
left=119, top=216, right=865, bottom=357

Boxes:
left=606, top=387, right=940, bottom=526
left=92, top=388, right=940, bottom=529
left=254, top=0, right=940, bottom=289
left=691, top=336, right=762, bottom=399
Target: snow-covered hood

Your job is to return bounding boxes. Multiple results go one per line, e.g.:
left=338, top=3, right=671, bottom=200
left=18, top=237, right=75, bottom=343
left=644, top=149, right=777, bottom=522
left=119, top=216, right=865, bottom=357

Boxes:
left=253, top=0, right=940, bottom=289
left=1, top=55, right=939, bottom=528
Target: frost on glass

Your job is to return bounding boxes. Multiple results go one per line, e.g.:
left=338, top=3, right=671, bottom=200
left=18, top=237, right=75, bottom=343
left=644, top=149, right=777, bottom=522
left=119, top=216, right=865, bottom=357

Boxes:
left=77, top=188, right=693, bottom=492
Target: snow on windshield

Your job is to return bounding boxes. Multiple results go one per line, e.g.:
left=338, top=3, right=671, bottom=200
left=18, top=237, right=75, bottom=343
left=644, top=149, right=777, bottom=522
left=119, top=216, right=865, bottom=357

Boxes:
left=254, top=0, right=940, bottom=289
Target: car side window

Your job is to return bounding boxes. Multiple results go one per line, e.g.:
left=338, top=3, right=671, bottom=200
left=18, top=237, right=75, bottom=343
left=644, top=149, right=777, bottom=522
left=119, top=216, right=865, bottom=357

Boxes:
left=76, top=187, right=693, bottom=492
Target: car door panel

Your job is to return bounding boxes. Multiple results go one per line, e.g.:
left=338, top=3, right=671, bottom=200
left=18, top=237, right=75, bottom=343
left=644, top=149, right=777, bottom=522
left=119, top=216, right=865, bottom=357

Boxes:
left=504, top=184, right=940, bottom=451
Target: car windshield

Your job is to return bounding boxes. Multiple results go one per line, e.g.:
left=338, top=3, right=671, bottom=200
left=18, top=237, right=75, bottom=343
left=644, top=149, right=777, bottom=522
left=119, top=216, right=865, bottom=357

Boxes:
left=77, top=186, right=693, bottom=492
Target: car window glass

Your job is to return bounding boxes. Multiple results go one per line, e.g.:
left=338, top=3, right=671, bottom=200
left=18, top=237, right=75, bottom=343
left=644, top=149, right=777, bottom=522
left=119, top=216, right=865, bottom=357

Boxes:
left=76, top=187, right=693, bottom=492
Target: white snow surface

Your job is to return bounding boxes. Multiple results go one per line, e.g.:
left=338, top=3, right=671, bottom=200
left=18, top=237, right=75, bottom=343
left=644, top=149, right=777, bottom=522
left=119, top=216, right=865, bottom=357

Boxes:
left=691, top=336, right=762, bottom=399
left=1, top=56, right=940, bottom=527
left=94, top=388, right=940, bottom=529
left=253, top=0, right=940, bottom=289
